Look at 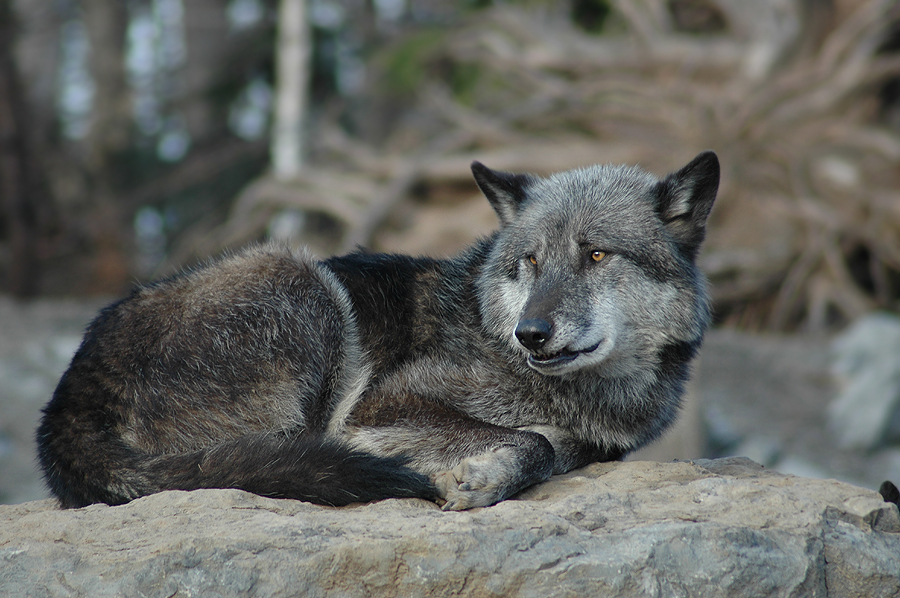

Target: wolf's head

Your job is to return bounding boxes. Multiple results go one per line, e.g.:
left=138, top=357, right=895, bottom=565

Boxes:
left=472, top=151, right=719, bottom=377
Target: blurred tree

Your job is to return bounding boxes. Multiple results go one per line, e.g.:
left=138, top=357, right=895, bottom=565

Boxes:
left=83, top=0, right=131, bottom=173
left=271, top=0, right=311, bottom=179
left=81, top=0, right=132, bottom=293
left=0, top=0, right=41, bottom=297
left=181, top=0, right=232, bottom=144
left=3, top=0, right=896, bottom=330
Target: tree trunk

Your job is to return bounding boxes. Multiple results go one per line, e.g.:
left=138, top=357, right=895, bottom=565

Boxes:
left=271, top=0, right=311, bottom=180
left=0, top=0, right=40, bottom=297
left=181, top=0, right=231, bottom=144
left=83, top=0, right=131, bottom=175
left=81, top=0, right=132, bottom=293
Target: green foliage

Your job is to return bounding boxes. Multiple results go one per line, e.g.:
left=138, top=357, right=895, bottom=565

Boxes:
left=379, top=31, right=448, bottom=95
left=378, top=30, right=483, bottom=105
left=447, top=61, right=483, bottom=106
left=571, top=0, right=611, bottom=34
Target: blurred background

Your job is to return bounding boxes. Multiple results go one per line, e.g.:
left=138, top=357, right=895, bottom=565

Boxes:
left=2, top=0, right=900, bottom=504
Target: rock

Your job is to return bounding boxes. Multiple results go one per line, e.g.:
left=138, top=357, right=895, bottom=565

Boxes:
left=829, top=312, right=900, bottom=450
left=1, top=458, right=897, bottom=598
left=694, top=327, right=900, bottom=493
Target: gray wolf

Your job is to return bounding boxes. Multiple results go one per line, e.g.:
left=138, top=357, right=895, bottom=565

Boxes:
left=36, top=151, right=719, bottom=510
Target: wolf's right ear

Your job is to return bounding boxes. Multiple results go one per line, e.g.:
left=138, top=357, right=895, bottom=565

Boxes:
left=655, top=150, right=720, bottom=256
left=471, top=161, right=535, bottom=226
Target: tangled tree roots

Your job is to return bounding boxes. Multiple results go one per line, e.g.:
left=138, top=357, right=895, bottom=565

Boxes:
left=203, top=0, right=900, bottom=331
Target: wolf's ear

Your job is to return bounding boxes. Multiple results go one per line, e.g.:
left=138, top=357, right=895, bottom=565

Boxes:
left=471, top=161, right=535, bottom=226
left=655, top=150, right=719, bottom=255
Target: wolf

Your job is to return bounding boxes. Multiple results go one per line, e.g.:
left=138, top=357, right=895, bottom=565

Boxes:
left=36, top=151, right=719, bottom=511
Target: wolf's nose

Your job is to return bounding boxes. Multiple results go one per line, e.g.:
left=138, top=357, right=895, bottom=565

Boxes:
left=515, top=318, right=552, bottom=352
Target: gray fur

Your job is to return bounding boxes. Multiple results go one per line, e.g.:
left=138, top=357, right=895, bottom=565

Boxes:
left=37, top=151, right=719, bottom=510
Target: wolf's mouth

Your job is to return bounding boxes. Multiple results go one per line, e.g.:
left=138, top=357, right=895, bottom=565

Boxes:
left=529, top=342, right=601, bottom=367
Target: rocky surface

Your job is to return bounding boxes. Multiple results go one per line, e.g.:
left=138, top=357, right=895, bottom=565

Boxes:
left=1, top=458, right=898, bottom=598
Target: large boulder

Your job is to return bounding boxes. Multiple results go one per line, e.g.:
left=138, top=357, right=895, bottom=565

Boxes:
left=1, top=458, right=898, bottom=597
left=829, top=312, right=900, bottom=450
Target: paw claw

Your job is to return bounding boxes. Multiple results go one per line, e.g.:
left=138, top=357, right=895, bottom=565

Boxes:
left=433, top=447, right=520, bottom=510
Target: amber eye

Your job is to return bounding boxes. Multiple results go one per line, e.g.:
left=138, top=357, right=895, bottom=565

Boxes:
left=527, top=255, right=537, bottom=265
left=590, top=250, right=606, bottom=262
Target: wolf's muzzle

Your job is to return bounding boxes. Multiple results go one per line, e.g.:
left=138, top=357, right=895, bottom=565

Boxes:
left=515, top=318, right=552, bottom=352
left=527, top=342, right=602, bottom=369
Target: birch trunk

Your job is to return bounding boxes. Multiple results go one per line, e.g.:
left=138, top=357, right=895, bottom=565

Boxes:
left=271, top=0, right=310, bottom=180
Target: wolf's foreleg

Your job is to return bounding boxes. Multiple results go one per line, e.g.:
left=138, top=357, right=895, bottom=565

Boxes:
left=433, top=425, right=627, bottom=510
left=345, top=398, right=555, bottom=510
left=432, top=435, right=553, bottom=510
left=517, top=425, right=625, bottom=474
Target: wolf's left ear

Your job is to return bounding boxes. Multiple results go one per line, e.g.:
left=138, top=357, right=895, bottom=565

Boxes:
left=655, top=150, right=719, bottom=255
left=471, top=161, right=536, bottom=226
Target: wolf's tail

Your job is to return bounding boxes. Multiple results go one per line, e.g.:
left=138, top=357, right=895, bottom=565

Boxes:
left=37, top=429, right=437, bottom=509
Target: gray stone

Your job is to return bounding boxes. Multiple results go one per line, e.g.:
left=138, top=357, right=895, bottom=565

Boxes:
left=829, top=312, right=900, bottom=450
left=1, top=458, right=897, bottom=598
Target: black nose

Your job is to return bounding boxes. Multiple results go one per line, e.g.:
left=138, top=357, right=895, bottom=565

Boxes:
left=515, top=318, right=552, bottom=352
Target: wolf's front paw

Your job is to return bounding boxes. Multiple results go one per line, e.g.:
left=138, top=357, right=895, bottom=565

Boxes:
left=433, top=447, right=516, bottom=511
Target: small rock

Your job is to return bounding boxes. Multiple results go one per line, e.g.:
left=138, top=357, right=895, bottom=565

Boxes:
left=730, top=435, right=781, bottom=466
